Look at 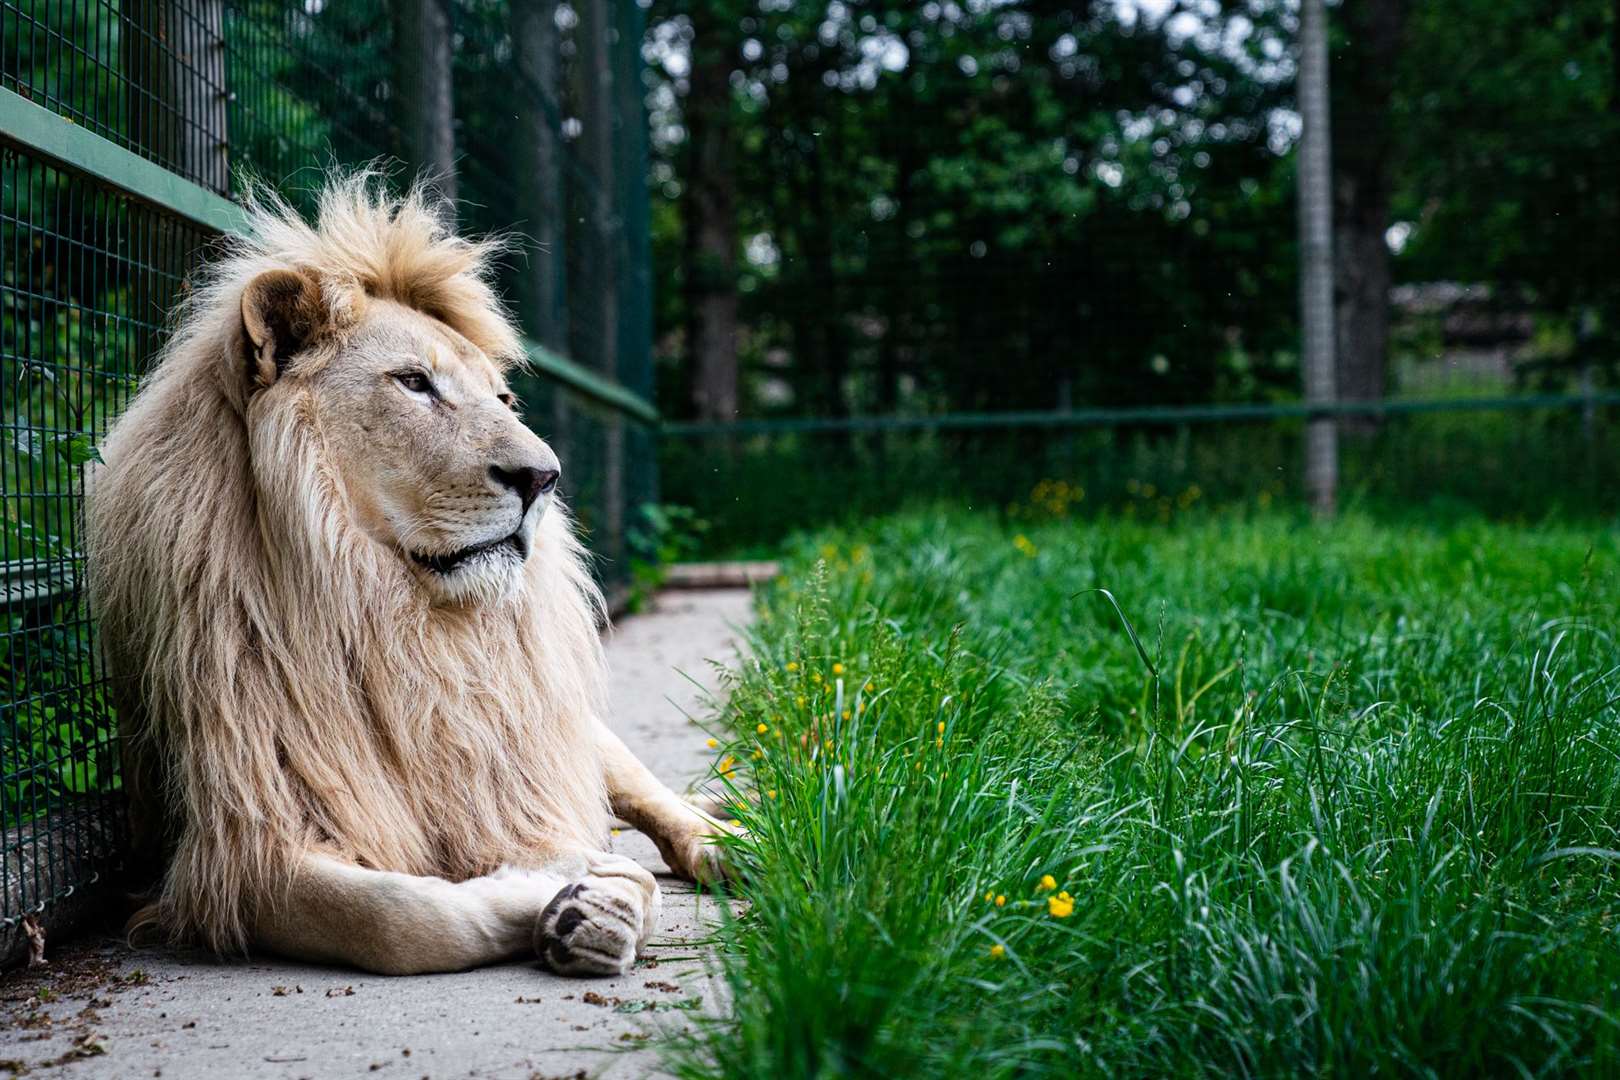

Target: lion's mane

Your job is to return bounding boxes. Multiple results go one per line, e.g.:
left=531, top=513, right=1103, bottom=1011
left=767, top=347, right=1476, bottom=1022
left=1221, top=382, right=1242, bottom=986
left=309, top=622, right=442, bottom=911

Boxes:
left=86, top=176, right=611, bottom=953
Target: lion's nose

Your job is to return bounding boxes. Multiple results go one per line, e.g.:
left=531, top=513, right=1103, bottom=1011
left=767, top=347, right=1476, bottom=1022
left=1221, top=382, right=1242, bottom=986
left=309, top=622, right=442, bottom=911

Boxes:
left=489, top=464, right=560, bottom=513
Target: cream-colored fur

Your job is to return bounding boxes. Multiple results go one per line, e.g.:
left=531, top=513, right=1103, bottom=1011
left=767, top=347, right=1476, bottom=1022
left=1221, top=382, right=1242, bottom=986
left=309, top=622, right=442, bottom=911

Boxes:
left=85, top=174, right=729, bottom=977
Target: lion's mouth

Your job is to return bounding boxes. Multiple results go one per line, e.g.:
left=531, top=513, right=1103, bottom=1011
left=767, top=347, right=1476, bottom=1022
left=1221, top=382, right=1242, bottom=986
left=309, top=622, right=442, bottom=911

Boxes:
left=410, top=531, right=528, bottom=575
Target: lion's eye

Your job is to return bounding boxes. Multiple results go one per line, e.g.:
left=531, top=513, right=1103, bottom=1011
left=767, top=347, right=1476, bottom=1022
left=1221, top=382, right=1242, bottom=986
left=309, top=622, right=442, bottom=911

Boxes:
left=394, top=371, right=435, bottom=396
left=498, top=392, right=520, bottom=413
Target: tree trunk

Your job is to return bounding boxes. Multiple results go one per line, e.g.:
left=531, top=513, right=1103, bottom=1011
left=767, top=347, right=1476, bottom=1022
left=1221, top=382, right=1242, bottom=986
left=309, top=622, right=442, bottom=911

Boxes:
left=1298, top=0, right=1338, bottom=517
left=512, top=0, right=566, bottom=352
left=1332, top=0, right=1405, bottom=427
left=122, top=0, right=178, bottom=172
left=179, top=0, right=228, bottom=193
left=684, top=5, right=739, bottom=422
left=122, top=0, right=227, bottom=189
left=121, top=0, right=227, bottom=376
left=391, top=0, right=457, bottom=206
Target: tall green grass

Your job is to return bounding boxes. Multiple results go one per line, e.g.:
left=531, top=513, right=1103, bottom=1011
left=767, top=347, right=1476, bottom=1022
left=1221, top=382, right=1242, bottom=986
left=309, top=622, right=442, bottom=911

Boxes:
left=678, top=511, right=1620, bottom=1077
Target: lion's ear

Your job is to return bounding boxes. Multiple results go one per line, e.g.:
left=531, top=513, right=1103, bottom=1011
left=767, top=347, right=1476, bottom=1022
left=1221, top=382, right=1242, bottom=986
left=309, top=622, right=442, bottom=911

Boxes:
left=241, top=269, right=324, bottom=389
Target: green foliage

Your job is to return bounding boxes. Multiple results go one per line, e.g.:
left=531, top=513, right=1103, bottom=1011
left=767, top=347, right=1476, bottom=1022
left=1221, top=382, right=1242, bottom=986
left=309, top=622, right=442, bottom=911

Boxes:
left=2, top=613, right=120, bottom=826
left=649, top=1, right=1620, bottom=419
left=677, top=511, right=1620, bottom=1076
left=647, top=1, right=1300, bottom=416
left=626, top=502, right=711, bottom=611
left=1394, top=0, right=1620, bottom=320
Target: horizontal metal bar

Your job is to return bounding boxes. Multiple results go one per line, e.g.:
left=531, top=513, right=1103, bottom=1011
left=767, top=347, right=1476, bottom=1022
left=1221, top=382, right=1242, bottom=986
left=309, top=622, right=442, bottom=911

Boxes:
left=0, top=87, right=657, bottom=424
left=0, top=87, right=248, bottom=233
left=524, top=343, right=658, bottom=425
left=662, top=393, right=1620, bottom=437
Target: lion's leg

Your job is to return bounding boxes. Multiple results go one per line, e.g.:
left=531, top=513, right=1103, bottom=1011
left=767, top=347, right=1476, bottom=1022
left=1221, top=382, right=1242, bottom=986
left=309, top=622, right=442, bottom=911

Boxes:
left=254, top=849, right=660, bottom=977
left=596, top=723, right=737, bottom=883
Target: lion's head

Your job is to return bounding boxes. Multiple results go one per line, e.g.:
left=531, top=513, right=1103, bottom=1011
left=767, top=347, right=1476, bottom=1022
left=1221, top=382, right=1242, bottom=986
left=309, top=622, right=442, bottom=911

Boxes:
left=87, top=175, right=612, bottom=953
left=241, top=269, right=562, bottom=605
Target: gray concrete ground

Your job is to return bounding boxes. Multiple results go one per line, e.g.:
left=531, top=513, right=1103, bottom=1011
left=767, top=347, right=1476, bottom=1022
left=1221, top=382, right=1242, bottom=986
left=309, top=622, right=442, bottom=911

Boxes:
left=0, top=589, right=755, bottom=1080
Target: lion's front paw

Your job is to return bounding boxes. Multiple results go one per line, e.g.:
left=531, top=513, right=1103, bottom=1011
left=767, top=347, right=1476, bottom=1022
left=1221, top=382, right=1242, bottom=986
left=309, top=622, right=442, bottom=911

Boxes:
left=533, top=856, right=660, bottom=977
left=662, top=819, right=745, bottom=885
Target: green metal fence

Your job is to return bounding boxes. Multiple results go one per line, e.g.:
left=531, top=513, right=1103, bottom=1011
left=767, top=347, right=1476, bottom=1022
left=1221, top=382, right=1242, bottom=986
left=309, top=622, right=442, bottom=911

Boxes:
left=0, top=0, right=655, bottom=952
left=662, top=395, right=1620, bottom=555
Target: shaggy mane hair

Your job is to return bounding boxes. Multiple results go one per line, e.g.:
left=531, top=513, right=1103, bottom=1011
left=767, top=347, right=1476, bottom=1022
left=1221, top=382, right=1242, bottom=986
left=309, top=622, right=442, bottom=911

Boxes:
left=87, top=175, right=611, bottom=954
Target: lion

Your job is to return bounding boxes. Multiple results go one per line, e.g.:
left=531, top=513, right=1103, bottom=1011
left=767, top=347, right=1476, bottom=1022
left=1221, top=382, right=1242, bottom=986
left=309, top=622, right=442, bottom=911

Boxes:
left=84, top=174, right=732, bottom=977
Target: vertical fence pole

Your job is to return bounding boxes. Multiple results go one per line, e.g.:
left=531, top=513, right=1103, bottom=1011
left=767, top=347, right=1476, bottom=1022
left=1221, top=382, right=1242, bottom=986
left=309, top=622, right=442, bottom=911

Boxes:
left=512, top=0, right=572, bottom=471
left=614, top=0, right=656, bottom=512
left=613, top=0, right=654, bottom=402
left=391, top=0, right=457, bottom=206
left=577, top=0, right=624, bottom=564
left=1297, top=0, right=1338, bottom=517
left=513, top=0, right=566, bottom=351
left=576, top=0, right=618, bottom=373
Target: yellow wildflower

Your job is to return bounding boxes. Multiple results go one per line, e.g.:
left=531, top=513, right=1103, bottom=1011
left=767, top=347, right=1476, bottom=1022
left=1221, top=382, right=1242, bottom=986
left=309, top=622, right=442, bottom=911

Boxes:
left=984, top=891, right=994, bottom=903
left=757, top=722, right=769, bottom=734
left=935, top=737, right=943, bottom=748
left=729, top=819, right=742, bottom=828
left=795, top=696, right=807, bottom=708
left=842, top=709, right=851, bottom=720
left=937, top=720, right=945, bottom=734
left=832, top=663, right=845, bottom=676
left=989, top=943, right=1005, bottom=960
left=864, top=681, right=874, bottom=692
left=766, top=789, right=777, bottom=799
left=1037, top=874, right=1057, bottom=892
left=857, top=702, right=866, bottom=712
left=1048, top=891, right=1075, bottom=918
left=994, top=894, right=1006, bottom=907
left=1012, top=533, right=1037, bottom=558
left=706, top=737, right=718, bottom=749
left=812, top=671, right=823, bottom=684
left=786, top=661, right=799, bottom=672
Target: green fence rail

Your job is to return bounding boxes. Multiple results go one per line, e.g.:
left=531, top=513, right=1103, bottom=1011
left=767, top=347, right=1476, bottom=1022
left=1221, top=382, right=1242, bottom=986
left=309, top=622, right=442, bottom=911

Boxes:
left=1, top=0, right=655, bottom=949
left=663, top=393, right=1620, bottom=437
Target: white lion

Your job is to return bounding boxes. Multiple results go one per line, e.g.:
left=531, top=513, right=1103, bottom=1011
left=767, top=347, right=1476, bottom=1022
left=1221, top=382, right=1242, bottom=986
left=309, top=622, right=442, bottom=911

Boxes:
left=85, top=175, right=731, bottom=977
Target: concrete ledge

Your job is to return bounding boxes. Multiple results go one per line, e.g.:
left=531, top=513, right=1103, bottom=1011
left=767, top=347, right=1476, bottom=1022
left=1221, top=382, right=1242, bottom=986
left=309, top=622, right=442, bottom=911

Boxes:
left=663, top=562, right=779, bottom=589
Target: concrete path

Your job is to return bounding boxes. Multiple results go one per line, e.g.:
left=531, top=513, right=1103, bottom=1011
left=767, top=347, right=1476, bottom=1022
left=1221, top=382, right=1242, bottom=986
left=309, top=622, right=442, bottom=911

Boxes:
left=0, top=589, right=755, bottom=1080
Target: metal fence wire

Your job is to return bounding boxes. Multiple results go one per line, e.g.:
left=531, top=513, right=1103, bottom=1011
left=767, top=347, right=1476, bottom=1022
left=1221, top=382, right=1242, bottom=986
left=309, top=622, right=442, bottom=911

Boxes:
left=0, top=0, right=656, bottom=949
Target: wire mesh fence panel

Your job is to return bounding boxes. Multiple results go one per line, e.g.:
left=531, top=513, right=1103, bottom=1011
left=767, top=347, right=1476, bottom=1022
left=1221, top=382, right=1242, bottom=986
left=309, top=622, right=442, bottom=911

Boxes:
left=4, top=0, right=229, bottom=190
left=662, top=402, right=1620, bottom=556
left=0, top=0, right=655, bottom=943
left=0, top=148, right=215, bottom=934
